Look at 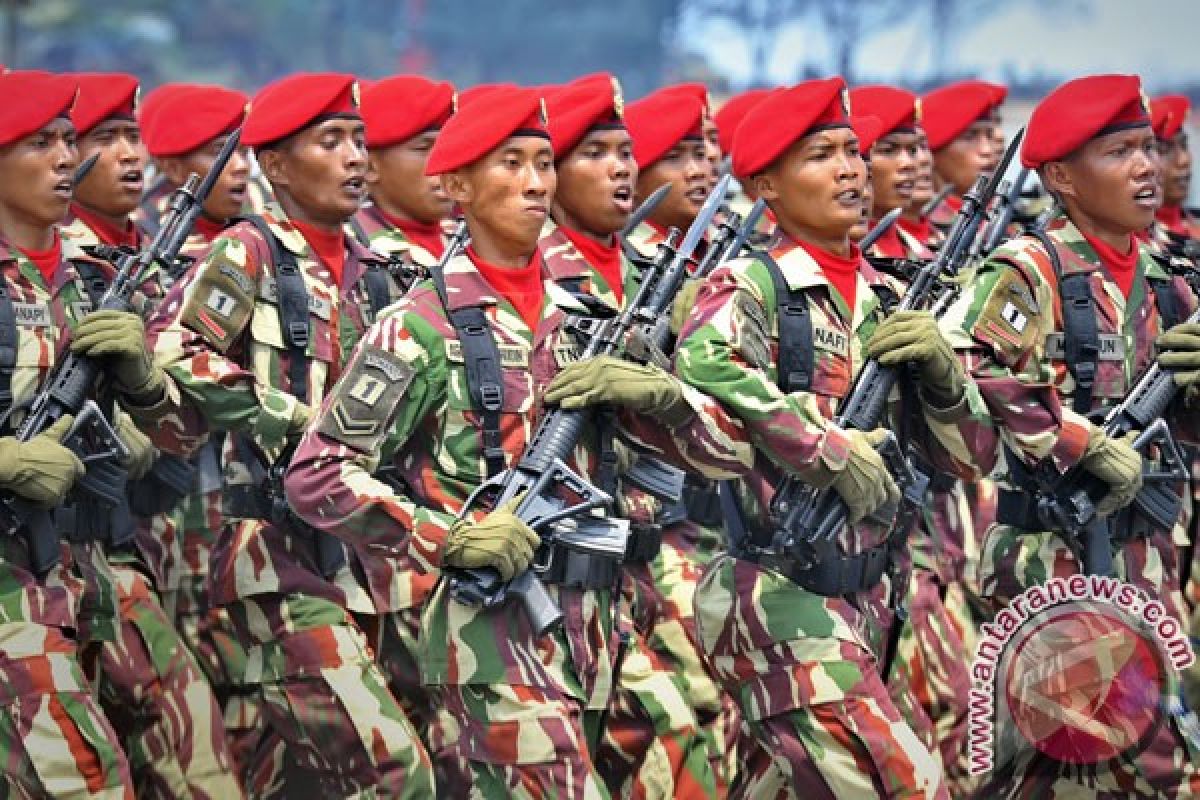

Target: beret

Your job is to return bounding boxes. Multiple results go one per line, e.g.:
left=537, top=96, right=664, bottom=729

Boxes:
left=732, top=77, right=850, bottom=179
left=140, top=84, right=247, bottom=157
left=658, top=82, right=712, bottom=115
left=714, top=88, right=770, bottom=154
left=0, top=71, right=77, bottom=148
left=456, top=83, right=518, bottom=110
left=624, top=88, right=705, bottom=170
left=362, top=75, right=455, bottom=149
left=243, top=72, right=360, bottom=148
left=1151, top=94, right=1190, bottom=141
left=71, top=72, right=139, bottom=135
left=546, top=72, right=625, bottom=158
left=848, top=85, right=919, bottom=141
left=851, top=114, right=885, bottom=155
left=1022, top=74, right=1150, bottom=168
left=921, top=80, right=1006, bottom=150
left=425, top=84, right=549, bottom=175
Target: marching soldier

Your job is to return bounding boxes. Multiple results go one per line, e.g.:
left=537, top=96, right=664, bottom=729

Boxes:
left=714, top=88, right=775, bottom=243
left=675, top=77, right=950, bottom=799
left=897, top=128, right=943, bottom=252
left=1152, top=95, right=1199, bottom=241
left=920, top=80, right=1004, bottom=230
left=124, top=73, right=434, bottom=797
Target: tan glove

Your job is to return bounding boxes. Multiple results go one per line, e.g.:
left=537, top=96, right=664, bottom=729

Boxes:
left=116, top=412, right=156, bottom=481
left=669, top=279, right=702, bottom=337
left=0, top=415, right=85, bottom=508
left=819, top=428, right=901, bottom=525
left=287, top=402, right=314, bottom=440
left=1157, top=321, right=1200, bottom=389
left=865, top=310, right=965, bottom=405
left=70, top=310, right=164, bottom=400
left=1078, top=426, right=1143, bottom=517
left=544, top=355, right=690, bottom=424
left=443, top=496, right=542, bottom=580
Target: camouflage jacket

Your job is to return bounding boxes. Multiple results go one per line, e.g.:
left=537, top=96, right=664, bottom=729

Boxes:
left=867, top=220, right=936, bottom=262
left=133, top=175, right=174, bottom=238
left=347, top=204, right=443, bottom=269
left=931, top=215, right=1200, bottom=487
left=138, top=203, right=403, bottom=614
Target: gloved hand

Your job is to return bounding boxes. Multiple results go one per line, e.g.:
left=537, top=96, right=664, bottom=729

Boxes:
left=865, top=310, right=965, bottom=405
left=669, top=278, right=702, bottom=337
left=116, top=412, right=156, bottom=481
left=544, top=356, right=689, bottom=423
left=443, top=496, right=541, bottom=581
left=830, top=428, right=901, bottom=524
left=1078, top=426, right=1143, bottom=517
left=70, top=310, right=164, bottom=400
left=287, top=402, right=313, bottom=440
left=0, top=415, right=85, bottom=508
left=1157, top=321, right=1200, bottom=389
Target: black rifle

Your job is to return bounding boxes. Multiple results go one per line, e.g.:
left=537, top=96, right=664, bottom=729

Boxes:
left=764, top=130, right=1024, bottom=559
left=693, top=197, right=767, bottom=280
left=979, top=167, right=1031, bottom=256
left=620, top=184, right=672, bottom=265
left=1, top=131, right=242, bottom=578
left=449, top=175, right=731, bottom=635
left=860, top=207, right=904, bottom=253
left=920, top=185, right=953, bottom=219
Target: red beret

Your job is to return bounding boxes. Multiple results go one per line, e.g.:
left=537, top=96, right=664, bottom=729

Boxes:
left=546, top=72, right=625, bottom=158
left=0, top=71, right=77, bottom=148
left=1022, top=74, right=1150, bottom=169
left=71, top=72, right=139, bottom=136
left=714, top=88, right=770, bottom=154
left=140, top=84, right=247, bottom=158
left=848, top=85, right=919, bottom=141
left=921, top=80, right=1005, bottom=150
left=362, top=75, right=455, bottom=149
left=625, top=88, right=705, bottom=170
left=243, top=73, right=360, bottom=149
left=851, top=114, right=885, bottom=155
left=659, top=83, right=712, bottom=115
left=732, top=77, right=851, bottom=179
left=457, top=83, right=517, bottom=109
left=425, top=85, right=549, bottom=175
left=1151, top=94, right=1190, bottom=141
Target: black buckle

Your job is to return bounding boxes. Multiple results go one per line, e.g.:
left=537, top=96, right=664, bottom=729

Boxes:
left=479, top=382, right=503, bottom=411
left=286, top=321, right=309, bottom=349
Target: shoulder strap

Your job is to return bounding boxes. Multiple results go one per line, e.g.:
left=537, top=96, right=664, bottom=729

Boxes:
left=751, top=251, right=813, bottom=393
left=361, top=259, right=394, bottom=318
left=0, top=274, right=15, bottom=413
left=1031, top=230, right=1097, bottom=413
left=72, top=257, right=109, bottom=309
left=1147, top=273, right=1183, bottom=330
left=347, top=216, right=371, bottom=249
left=244, top=215, right=311, bottom=404
left=431, top=265, right=506, bottom=478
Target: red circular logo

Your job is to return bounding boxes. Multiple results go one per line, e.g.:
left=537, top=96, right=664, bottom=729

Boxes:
left=1000, top=603, right=1166, bottom=765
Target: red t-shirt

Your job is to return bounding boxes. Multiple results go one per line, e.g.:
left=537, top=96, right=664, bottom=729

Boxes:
left=19, top=236, right=62, bottom=286
left=1157, top=204, right=1188, bottom=238
left=897, top=215, right=934, bottom=245
left=870, top=222, right=906, bottom=259
left=291, top=219, right=346, bottom=286
left=377, top=206, right=445, bottom=260
left=558, top=224, right=623, bottom=306
left=796, top=239, right=861, bottom=310
left=70, top=203, right=139, bottom=248
left=467, top=246, right=544, bottom=331
left=192, top=215, right=227, bottom=242
left=1080, top=229, right=1138, bottom=299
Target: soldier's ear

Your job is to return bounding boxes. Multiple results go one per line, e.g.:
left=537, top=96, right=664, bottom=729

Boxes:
left=1041, top=161, right=1075, bottom=202
left=365, top=151, right=381, bottom=188
left=257, top=147, right=287, bottom=190
left=752, top=171, right=779, bottom=202
left=157, top=157, right=189, bottom=187
left=441, top=170, right=472, bottom=205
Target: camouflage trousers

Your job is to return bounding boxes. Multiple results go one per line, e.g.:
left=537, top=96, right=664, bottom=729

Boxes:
left=0, top=622, right=133, bottom=799
left=225, top=592, right=434, bottom=799
left=695, top=555, right=947, bottom=799
left=95, top=562, right=242, bottom=799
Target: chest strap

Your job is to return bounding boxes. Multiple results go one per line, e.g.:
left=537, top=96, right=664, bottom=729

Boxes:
left=1148, top=274, right=1183, bottom=330
left=431, top=265, right=506, bottom=478
left=1031, top=230, right=1098, bottom=414
left=754, top=251, right=813, bottom=393
left=362, top=261, right=393, bottom=320
left=0, top=275, right=16, bottom=412
left=243, top=216, right=311, bottom=404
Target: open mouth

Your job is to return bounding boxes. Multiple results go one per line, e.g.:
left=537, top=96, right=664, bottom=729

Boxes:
left=119, top=169, right=143, bottom=192
left=226, top=182, right=248, bottom=202
left=685, top=186, right=708, bottom=205
left=612, top=184, right=633, bottom=213
left=53, top=178, right=73, bottom=198
left=835, top=187, right=861, bottom=207
left=1133, top=184, right=1159, bottom=208
left=342, top=176, right=365, bottom=197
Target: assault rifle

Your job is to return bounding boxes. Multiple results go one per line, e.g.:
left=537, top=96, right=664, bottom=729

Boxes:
left=763, top=130, right=1024, bottom=558
left=620, top=184, right=672, bottom=265
left=0, top=130, right=243, bottom=578
left=979, top=168, right=1030, bottom=256
left=449, top=175, right=731, bottom=635
left=860, top=207, right=904, bottom=253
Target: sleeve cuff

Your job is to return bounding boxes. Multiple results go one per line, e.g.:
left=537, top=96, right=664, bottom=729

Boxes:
left=1049, top=409, right=1094, bottom=473
left=253, top=387, right=301, bottom=450
left=921, top=386, right=971, bottom=423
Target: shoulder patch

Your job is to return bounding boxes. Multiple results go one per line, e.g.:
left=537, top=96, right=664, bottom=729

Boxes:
left=733, top=289, right=772, bottom=369
left=971, top=265, right=1041, bottom=368
left=317, top=345, right=415, bottom=453
left=180, top=250, right=256, bottom=353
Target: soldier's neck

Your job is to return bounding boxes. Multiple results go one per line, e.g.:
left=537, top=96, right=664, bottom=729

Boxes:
left=778, top=219, right=852, bottom=258
left=467, top=228, right=535, bottom=270
left=275, top=192, right=343, bottom=233
left=1065, top=205, right=1134, bottom=254
left=0, top=210, right=56, bottom=253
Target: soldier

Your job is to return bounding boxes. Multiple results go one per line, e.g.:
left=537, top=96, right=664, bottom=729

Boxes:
left=920, top=80, right=1005, bottom=230
left=284, top=83, right=748, bottom=798
left=0, top=68, right=135, bottom=800
left=675, top=77, right=949, bottom=799
left=929, top=73, right=1200, bottom=795
left=351, top=75, right=455, bottom=267
left=121, top=73, right=433, bottom=797
left=61, top=72, right=242, bottom=799
left=658, top=83, right=721, bottom=191
left=714, top=88, right=774, bottom=242
left=1152, top=95, right=1198, bottom=241
left=896, top=128, right=943, bottom=252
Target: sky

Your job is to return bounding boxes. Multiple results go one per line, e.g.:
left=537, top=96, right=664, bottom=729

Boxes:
left=684, top=0, right=1200, bottom=92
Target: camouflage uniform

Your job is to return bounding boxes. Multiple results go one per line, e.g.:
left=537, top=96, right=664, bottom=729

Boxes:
left=348, top=203, right=443, bottom=268
left=675, top=237, right=948, bottom=799
left=286, top=248, right=748, bottom=798
left=0, top=239, right=135, bottom=800
left=932, top=214, right=1200, bottom=796
left=60, top=212, right=243, bottom=799
left=136, top=203, right=432, bottom=798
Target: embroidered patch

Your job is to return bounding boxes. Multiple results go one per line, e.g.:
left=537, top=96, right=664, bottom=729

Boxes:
left=444, top=339, right=530, bottom=367
left=812, top=324, right=850, bottom=356
left=259, top=276, right=333, bottom=321
left=974, top=267, right=1040, bottom=367
left=1045, top=333, right=1126, bottom=362
left=734, top=290, right=771, bottom=369
left=1000, top=302, right=1028, bottom=334
left=181, top=256, right=255, bottom=353
left=317, top=345, right=415, bottom=453
left=12, top=302, right=52, bottom=328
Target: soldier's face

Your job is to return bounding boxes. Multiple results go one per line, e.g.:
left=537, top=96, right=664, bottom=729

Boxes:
left=0, top=118, right=79, bottom=233
left=367, top=131, right=452, bottom=225
left=870, top=131, right=919, bottom=219
left=636, top=137, right=709, bottom=232
left=933, top=119, right=999, bottom=195
left=849, top=159, right=873, bottom=241
left=910, top=130, right=935, bottom=212
left=446, top=135, right=556, bottom=257
left=75, top=118, right=144, bottom=218
left=262, top=118, right=367, bottom=227
left=552, top=129, right=636, bottom=238
left=1157, top=131, right=1192, bottom=207
left=162, top=135, right=251, bottom=222
left=1047, top=127, right=1161, bottom=234
left=755, top=127, right=866, bottom=242
left=702, top=118, right=721, bottom=190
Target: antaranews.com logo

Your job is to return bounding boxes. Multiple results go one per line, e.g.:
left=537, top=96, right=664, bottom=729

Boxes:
left=968, top=574, right=1195, bottom=775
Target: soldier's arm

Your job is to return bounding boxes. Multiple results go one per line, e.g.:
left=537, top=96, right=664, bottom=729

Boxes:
left=674, top=258, right=852, bottom=481
left=1162, top=274, right=1200, bottom=442
left=284, top=305, right=455, bottom=573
